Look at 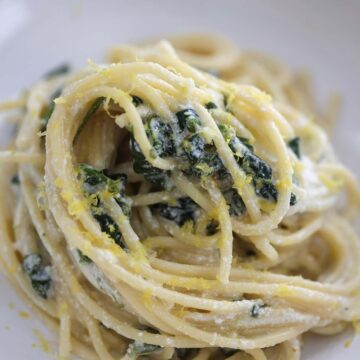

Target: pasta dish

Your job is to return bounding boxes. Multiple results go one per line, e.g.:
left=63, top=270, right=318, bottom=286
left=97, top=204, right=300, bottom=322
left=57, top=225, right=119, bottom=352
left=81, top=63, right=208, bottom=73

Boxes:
left=0, top=34, right=359, bottom=360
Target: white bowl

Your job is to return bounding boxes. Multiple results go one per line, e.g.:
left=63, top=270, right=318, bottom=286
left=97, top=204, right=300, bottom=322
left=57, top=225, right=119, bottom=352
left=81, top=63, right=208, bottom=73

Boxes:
left=0, top=0, right=359, bottom=358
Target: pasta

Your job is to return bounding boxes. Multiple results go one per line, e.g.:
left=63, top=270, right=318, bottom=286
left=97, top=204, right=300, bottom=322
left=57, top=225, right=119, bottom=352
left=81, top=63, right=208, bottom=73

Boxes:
left=0, top=34, right=359, bottom=360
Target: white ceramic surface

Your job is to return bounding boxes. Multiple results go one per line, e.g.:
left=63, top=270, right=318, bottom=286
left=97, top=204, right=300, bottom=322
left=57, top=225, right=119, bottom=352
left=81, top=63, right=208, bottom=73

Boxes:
left=0, top=0, right=359, bottom=359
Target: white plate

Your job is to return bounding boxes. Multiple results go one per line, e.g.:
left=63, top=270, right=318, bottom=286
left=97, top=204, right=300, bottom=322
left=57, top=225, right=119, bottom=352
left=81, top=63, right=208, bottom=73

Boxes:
left=0, top=0, right=359, bottom=359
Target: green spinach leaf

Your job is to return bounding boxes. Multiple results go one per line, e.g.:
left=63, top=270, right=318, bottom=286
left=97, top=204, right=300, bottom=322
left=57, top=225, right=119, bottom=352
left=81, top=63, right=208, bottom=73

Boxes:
left=126, top=341, right=161, bottom=357
left=176, top=108, right=201, bottom=133
left=183, top=134, right=226, bottom=178
left=130, top=137, right=171, bottom=189
left=40, top=88, right=62, bottom=131
left=205, top=102, right=217, bottom=110
left=250, top=302, right=267, bottom=318
left=206, top=219, right=219, bottom=235
left=22, top=254, right=52, bottom=299
left=145, top=115, right=176, bottom=157
left=131, top=95, right=143, bottom=107
left=151, top=197, right=198, bottom=226
left=223, top=188, right=246, bottom=216
left=73, top=97, right=105, bottom=144
left=78, top=164, right=130, bottom=249
left=288, top=137, right=301, bottom=158
left=77, top=249, right=93, bottom=264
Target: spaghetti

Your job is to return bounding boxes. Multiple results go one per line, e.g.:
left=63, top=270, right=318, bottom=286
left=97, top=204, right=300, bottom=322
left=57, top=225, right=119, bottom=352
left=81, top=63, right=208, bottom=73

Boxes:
left=0, top=34, right=359, bottom=360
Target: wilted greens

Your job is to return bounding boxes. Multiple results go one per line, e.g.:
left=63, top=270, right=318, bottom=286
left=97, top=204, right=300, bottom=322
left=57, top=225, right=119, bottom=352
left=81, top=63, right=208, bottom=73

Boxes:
left=78, top=164, right=131, bottom=249
left=22, top=253, right=52, bottom=299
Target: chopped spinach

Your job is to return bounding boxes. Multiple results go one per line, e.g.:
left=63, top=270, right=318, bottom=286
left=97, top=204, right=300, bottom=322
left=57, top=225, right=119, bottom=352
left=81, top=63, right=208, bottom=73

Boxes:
left=176, top=108, right=201, bottom=133
left=237, top=137, right=254, bottom=152
left=223, top=188, right=246, bottom=216
left=238, top=150, right=297, bottom=206
left=126, top=341, right=161, bottom=357
left=151, top=197, right=198, bottom=226
left=78, top=164, right=130, bottom=249
left=240, top=152, right=273, bottom=181
left=77, top=249, right=93, bottom=264
left=218, top=124, right=236, bottom=143
left=205, top=102, right=217, bottom=110
left=22, top=253, right=52, bottom=299
left=219, top=124, right=279, bottom=202
left=183, top=134, right=226, bottom=178
left=206, top=219, right=219, bottom=235
left=218, top=123, right=286, bottom=205
left=131, top=108, right=226, bottom=186
left=79, top=164, right=130, bottom=216
left=131, top=95, right=143, bottom=107
left=129, top=114, right=176, bottom=189
left=94, top=212, right=124, bottom=246
left=73, top=97, right=105, bottom=144
left=145, top=115, right=176, bottom=157
left=130, top=137, right=171, bottom=189
left=288, top=137, right=301, bottom=158
left=43, top=63, right=70, bottom=79
left=40, top=88, right=62, bottom=131
left=218, top=125, right=254, bottom=153
left=127, top=104, right=297, bottom=215
left=253, top=178, right=278, bottom=202
left=250, top=302, right=267, bottom=318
